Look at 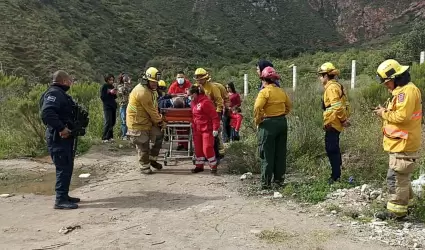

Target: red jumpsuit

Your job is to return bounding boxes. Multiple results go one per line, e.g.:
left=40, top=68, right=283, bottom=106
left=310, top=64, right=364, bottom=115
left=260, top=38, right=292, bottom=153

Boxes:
left=191, top=94, right=220, bottom=169
left=168, top=79, right=192, bottom=149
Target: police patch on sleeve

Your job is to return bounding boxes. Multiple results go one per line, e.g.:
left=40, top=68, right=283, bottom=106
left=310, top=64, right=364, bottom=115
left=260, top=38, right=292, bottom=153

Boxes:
left=398, top=93, right=405, bottom=103
left=46, top=95, right=56, bottom=102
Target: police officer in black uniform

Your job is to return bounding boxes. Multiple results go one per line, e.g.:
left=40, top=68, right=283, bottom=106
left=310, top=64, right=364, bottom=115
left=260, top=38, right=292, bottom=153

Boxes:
left=40, top=70, right=81, bottom=209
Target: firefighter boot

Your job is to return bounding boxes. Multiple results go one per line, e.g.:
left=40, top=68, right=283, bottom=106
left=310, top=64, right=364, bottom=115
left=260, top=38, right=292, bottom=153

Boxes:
left=140, top=163, right=153, bottom=174
left=150, top=160, right=163, bottom=170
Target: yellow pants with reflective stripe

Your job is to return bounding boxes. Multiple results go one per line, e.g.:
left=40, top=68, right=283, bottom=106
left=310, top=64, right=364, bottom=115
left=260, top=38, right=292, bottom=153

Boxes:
left=386, top=152, right=417, bottom=216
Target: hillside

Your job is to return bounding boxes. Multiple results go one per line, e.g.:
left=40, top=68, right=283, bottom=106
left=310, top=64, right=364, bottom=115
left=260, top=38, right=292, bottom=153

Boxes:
left=0, top=0, right=423, bottom=82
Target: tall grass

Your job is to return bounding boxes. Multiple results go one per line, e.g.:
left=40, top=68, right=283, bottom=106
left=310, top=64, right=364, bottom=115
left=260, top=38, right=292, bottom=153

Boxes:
left=226, top=62, right=425, bottom=202
left=0, top=78, right=111, bottom=159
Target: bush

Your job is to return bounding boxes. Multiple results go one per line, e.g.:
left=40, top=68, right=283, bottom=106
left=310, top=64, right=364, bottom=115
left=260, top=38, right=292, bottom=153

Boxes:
left=225, top=62, right=425, bottom=203
left=0, top=75, right=106, bottom=159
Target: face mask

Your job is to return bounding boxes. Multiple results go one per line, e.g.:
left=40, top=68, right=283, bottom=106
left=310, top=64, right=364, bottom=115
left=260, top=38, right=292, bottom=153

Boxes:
left=188, top=96, right=192, bottom=101
left=177, top=78, right=185, bottom=85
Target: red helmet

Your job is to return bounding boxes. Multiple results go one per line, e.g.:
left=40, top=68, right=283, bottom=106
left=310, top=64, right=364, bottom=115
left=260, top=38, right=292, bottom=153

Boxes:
left=260, top=66, right=280, bottom=80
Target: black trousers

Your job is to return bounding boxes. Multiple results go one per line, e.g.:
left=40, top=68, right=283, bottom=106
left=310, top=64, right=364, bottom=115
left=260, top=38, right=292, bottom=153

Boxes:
left=102, top=107, right=116, bottom=140
left=50, top=145, right=74, bottom=201
left=325, top=128, right=342, bottom=181
left=222, top=113, right=231, bottom=142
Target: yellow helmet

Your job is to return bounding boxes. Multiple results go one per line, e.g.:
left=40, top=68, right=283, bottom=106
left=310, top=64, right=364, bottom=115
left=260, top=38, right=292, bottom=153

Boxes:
left=194, top=68, right=209, bottom=80
left=376, top=59, right=409, bottom=83
left=143, top=67, right=161, bottom=82
left=318, top=62, right=339, bottom=76
left=158, top=80, right=167, bottom=87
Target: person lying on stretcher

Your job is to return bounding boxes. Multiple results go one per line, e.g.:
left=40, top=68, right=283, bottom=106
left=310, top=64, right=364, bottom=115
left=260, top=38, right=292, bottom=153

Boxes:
left=158, top=95, right=189, bottom=109
left=159, top=96, right=190, bottom=145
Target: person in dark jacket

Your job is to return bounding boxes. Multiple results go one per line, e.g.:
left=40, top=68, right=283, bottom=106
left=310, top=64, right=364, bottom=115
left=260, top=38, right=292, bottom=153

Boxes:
left=256, top=60, right=281, bottom=90
left=40, top=70, right=80, bottom=209
left=100, top=74, right=117, bottom=142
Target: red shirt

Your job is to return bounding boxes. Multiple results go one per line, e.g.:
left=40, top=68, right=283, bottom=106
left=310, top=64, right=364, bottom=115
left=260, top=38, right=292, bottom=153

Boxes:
left=168, top=79, right=192, bottom=95
left=229, top=92, right=241, bottom=108
left=191, top=94, right=220, bottom=133
left=230, top=113, right=243, bottom=131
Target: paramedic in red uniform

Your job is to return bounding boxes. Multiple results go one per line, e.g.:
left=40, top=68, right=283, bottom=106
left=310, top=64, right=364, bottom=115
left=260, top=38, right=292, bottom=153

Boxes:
left=168, top=71, right=192, bottom=96
left=187, top=85, right=220, bottom=174
left=168, top=71, right=192, bottom=150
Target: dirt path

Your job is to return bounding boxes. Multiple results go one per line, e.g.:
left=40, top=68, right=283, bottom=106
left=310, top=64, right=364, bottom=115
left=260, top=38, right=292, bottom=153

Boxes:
left=0, top=144, right=397, bottom=250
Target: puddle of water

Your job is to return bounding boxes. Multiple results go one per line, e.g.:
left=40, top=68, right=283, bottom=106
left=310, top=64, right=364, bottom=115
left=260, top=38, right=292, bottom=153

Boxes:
left=0, top=168, right=94, bottom=196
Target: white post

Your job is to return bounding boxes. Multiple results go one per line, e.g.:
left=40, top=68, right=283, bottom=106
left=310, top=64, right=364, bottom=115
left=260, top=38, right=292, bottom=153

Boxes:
left=292, top=66, right=297, bottom=92
left=351, top=60, right=356, bottom=89
left=420, top=51, right=425, bottom=64
left=243, top=74, right=248, bottom=97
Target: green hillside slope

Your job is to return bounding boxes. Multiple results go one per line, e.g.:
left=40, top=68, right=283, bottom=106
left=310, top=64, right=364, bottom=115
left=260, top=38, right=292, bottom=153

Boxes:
left=0, top=0, right=422, bottom=82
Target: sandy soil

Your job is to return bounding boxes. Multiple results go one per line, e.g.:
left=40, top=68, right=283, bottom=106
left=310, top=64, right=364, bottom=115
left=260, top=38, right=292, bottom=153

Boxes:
left=0, top=144, right=397, bottom=250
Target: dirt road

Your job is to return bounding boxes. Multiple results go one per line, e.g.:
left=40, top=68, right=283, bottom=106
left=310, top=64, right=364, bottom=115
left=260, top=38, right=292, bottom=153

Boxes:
left=0, top=144, right=396, bottom=250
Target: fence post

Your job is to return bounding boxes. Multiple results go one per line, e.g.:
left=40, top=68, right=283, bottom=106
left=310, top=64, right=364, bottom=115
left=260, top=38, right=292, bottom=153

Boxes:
left=292, top=66, right=297, bottom=92
left=243, top=74, right=248, bottom=97
left=421, top=51, right=425, bottom=64
left=351, top=60, right=356, bottom=89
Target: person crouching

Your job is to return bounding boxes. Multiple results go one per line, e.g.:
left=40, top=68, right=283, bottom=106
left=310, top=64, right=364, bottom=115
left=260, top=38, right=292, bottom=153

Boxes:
left=187, top=85, right=220, bottom=174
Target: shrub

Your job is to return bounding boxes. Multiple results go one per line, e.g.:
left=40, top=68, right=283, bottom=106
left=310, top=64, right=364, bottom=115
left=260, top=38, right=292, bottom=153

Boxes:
left=0, top=75, right=106, bottom=159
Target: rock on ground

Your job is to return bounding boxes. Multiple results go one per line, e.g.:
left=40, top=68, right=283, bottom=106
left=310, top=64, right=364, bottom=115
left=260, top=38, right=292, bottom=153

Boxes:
left=0, top=145, right=401, bottom=250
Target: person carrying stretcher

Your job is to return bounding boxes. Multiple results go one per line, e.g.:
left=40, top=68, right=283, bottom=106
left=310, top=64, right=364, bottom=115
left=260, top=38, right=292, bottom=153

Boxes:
left=187, top=85, right=220, bottom=174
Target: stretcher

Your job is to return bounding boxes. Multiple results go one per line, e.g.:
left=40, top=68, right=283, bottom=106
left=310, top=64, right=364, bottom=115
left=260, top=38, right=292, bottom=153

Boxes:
left=161, top=108, right=194, bottom=166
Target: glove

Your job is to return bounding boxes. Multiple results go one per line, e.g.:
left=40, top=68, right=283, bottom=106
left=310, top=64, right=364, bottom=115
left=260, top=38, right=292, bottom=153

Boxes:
left=342, top=120, right=351, bottom=128
left=323, top=123, right=332, bottom=131
left=213, top=130, right=219, bottom=137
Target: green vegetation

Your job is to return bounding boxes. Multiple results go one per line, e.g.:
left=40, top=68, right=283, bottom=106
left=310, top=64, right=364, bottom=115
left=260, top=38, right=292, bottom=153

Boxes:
left=0, top=0, right=420, bottom=83
left=225, top=24, right=425, bottom=209
left=0, top=78, right=107, bottom=159
left=257, top=229, right=296, bottom=243
left=0, top=0, right=342, bottom=83
left=1, top=1, right=425, bottom=221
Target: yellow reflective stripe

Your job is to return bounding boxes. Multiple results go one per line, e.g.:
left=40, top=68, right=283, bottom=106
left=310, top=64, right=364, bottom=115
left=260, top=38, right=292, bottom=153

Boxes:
left=387, top=202, right=408, bottom=214
left=152, top=92, right=158, bottom=108
left=383, top=126, right=408, bottom=139
left=331, top=101, right=342, bottom=107
left=128, top=104, right=137, bottom=112
left=411, top=110, right=422, bottom=120
left=325, top=102, right=342, bottom=112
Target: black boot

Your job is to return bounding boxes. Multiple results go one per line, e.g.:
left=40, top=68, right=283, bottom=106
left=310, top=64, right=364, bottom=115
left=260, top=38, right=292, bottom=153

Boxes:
left=54, top=200, right=78, bottom=210
left=210, top=168, right=217, bottom=174
left=191, top=167, right=204, bottom=173
left=374, top=211, right=408, bottom=221
left=150, top=160, right=163, bottom=170
left=67, top=196, right=81, bottom=203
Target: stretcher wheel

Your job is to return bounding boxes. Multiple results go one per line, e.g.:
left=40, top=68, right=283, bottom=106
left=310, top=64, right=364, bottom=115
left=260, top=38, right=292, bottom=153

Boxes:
left=164, top=161, right=168, bottom=166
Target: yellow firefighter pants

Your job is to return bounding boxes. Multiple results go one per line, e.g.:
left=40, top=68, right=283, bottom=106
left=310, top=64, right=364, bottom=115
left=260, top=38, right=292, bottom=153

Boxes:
left=128, top=126, right=164, bottom=170
left=386, top=152, right=417, bottom=216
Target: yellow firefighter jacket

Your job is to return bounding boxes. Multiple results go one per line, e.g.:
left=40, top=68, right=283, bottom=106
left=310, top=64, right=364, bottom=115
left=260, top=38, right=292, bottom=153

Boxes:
left=213, top=82, right=231, bottom=109
left=381, top=82, right=422, bottom=153
left=126, top=84, right=162, bottom=131
left=253, top=84, right=292, bottom=126
left=195, top=81, right=223, bottom=113
left=322, top=80, right=349, bottom=132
